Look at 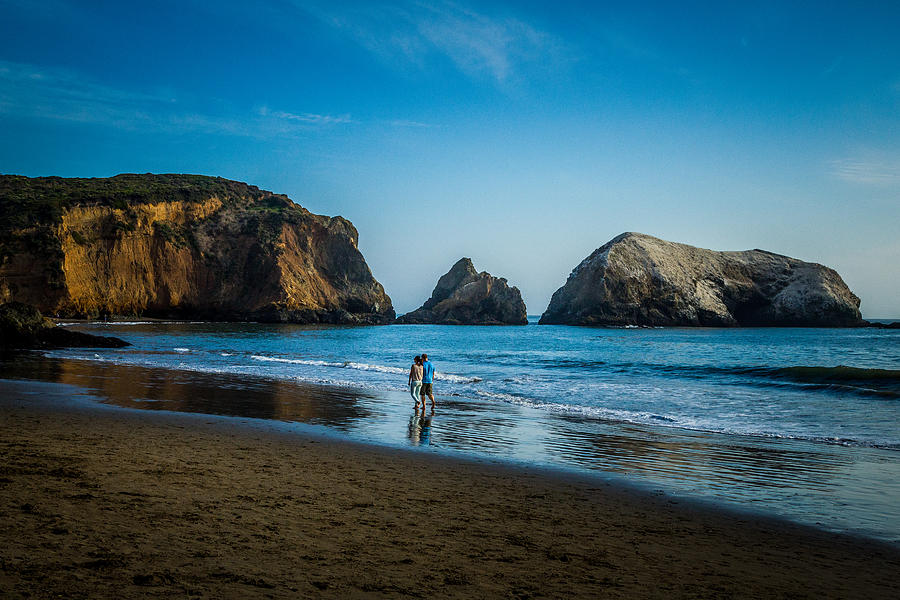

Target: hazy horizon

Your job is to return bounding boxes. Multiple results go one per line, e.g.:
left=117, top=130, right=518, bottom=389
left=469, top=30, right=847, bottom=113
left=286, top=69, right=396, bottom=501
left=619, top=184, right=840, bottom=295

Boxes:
left=2, top=1, right=899, bottom=317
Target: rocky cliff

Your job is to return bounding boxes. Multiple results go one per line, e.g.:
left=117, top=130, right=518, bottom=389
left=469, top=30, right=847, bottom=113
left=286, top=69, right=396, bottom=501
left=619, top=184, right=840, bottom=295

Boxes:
left=0, top=174, right=394, bottom=324
left=396, top=258, right=527, bottom=325
left=540, top=233, right=863, bottom=327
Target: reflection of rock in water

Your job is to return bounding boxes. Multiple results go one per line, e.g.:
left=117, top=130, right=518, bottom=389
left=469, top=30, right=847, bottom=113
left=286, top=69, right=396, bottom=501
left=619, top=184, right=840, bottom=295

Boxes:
left=0, top=355, right=374, bottom=429
left=0, top=351, right=65, bottom=381
left=407, top=410, right=433, bottom=446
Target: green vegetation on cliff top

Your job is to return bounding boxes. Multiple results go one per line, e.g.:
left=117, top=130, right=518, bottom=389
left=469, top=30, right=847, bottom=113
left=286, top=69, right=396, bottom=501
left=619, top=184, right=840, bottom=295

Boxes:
left=0, top=173, right=303, bottom=265
left=0, top=173, right=285, bottom=228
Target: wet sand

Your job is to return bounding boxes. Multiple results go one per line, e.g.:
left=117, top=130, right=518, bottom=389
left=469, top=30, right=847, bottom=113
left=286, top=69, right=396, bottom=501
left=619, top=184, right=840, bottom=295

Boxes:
left=1, top=378, right=899, bottom=599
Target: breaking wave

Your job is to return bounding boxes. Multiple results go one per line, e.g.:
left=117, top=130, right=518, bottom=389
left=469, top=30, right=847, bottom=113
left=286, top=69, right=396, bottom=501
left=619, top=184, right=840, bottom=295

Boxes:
left=473, top=390, right=899, bottom=449
left=249, top=355, right=482, bottom=383
left=573, top=361, right=900, bottom=399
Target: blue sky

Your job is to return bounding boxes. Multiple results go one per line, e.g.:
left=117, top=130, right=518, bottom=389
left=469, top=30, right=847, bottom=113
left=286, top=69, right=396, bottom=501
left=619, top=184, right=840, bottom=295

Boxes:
left=2, top=1, right=899, bottom=317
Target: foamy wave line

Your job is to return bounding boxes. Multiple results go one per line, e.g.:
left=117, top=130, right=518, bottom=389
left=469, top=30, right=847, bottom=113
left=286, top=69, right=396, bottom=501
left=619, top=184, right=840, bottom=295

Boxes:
left=52, top=352, right=401, bottom=394
left=49, top=351, right=450, bottom=393
left=475, top=390, right=678, bottom=424
left=58, top=321, right=209, bottom=326
left=250, top=355, right=482, bottom=383
left=251, top=355, right=403, bottom=373
left=472, top=390, right=900, bottom=450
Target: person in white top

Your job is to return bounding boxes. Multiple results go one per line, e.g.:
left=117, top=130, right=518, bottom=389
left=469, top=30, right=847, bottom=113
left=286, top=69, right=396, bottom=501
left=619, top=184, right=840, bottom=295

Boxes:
left=408, top=355, right=424, bottom=408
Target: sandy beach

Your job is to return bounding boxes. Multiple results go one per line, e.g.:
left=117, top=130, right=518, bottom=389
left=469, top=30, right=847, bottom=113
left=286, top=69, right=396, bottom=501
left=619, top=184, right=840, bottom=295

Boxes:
left=1, top=377, right=899, bottom=599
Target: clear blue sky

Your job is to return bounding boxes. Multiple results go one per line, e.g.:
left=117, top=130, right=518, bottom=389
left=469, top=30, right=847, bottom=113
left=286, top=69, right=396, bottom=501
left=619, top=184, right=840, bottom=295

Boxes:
left=2, top=0, right=899, bottom=317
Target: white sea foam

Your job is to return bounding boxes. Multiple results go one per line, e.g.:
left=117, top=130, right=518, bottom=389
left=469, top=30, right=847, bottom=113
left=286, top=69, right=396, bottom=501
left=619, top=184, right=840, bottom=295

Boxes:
left=60, top=320, right=209, bottom=326
left=474, top=389, right=679, bottom=424
left=251, top=355, right=344, bottom=368
left=471, top=390, right=899, bottom=449
left=174, top=348, right=190, bottom=353
left=249, top=355, right=481, bottom=383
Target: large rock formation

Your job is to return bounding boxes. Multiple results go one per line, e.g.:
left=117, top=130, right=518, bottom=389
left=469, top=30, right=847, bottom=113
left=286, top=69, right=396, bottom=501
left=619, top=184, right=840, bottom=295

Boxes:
left=540, top=233, right=863, bottom=327
left=0, top=174, right=394, bottom=324
left=396, top=258, right=527, bottom=325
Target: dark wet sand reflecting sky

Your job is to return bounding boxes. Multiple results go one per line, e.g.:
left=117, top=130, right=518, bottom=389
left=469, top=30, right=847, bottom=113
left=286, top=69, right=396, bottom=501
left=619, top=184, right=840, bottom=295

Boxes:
left=3, top=353, right=898, bottom=544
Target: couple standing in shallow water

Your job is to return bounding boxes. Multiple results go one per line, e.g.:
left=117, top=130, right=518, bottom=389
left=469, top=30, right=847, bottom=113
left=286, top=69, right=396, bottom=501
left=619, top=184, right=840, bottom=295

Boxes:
left=408, top=354, right=435, bottom=410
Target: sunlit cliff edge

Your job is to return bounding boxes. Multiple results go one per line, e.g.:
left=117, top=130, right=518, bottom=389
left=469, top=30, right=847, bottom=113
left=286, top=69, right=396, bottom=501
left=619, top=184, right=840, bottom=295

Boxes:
left=0, top=174, right=394, bottom=324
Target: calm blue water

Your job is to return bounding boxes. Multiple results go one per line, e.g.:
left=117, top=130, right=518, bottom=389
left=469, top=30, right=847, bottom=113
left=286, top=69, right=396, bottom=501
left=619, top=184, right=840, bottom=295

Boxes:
left=23, top=318, right=900, bottom=543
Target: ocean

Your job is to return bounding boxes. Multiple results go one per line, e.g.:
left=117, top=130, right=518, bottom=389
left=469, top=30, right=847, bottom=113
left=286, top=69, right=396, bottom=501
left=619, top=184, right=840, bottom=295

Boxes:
left=8, top=317, right=900, bottom=544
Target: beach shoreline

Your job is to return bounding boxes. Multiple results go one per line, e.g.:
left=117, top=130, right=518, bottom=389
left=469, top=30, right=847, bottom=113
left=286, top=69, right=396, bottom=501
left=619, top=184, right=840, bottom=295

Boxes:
left=2, top=376, right=899, bottom=599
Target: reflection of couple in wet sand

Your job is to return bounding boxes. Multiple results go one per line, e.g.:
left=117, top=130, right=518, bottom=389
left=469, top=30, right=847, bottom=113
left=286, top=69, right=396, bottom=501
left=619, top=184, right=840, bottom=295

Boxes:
left=407, top=409, right=433, bottom=445
left=408, top=353, right=435, bottom=410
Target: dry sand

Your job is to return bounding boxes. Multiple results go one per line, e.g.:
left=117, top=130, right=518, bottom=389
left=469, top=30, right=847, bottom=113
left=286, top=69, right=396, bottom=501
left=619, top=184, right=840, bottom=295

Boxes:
left=1, top=379, right=898, bottom=599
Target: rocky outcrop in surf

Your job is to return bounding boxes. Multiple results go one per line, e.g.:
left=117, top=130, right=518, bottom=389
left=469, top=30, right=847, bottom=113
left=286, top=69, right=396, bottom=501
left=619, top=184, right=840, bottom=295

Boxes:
left=540, top=232, right=863, bottom=327
left=866, top=321, right=900, bottom=329
left=396, top=258, right=527, bottom=325
left=0, top=174, right=394, bottom=324
left=0, top=302, right=129, bottom=349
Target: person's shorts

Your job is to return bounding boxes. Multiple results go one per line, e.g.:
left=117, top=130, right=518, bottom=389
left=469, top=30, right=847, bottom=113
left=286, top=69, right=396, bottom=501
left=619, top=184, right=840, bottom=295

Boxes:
left=421, top=383, right=433, bottom=395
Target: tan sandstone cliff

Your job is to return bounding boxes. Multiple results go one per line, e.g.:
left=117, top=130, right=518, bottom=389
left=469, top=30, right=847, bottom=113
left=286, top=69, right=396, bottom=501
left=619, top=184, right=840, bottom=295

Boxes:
left=0, top=174, right=394, bottom=323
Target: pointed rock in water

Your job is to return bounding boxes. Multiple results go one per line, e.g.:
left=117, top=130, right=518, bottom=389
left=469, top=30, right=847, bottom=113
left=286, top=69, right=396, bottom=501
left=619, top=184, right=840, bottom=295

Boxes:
left=0, top=174, right=394, bottom=324
left=396, top=258, right=527, bottom=325
left=540, top=232, right=863, bottom=327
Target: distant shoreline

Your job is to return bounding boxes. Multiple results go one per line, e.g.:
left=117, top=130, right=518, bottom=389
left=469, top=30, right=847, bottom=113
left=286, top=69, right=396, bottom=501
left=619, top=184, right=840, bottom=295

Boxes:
left=52, top=316, right=900, bottom=328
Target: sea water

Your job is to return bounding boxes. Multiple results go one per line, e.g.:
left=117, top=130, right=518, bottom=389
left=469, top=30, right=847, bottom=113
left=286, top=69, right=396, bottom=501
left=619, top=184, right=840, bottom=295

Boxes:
left=17, top=318, right=900, bottom=543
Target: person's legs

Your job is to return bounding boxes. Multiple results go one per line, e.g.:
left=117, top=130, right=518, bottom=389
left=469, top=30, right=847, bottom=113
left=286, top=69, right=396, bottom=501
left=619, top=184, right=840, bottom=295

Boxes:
left=410, top=382, right=422, bottom=407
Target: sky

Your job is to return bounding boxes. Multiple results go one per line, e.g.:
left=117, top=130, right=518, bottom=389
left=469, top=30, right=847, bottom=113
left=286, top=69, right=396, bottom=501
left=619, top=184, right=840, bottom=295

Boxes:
left=1, top=1, right=899, bottom=317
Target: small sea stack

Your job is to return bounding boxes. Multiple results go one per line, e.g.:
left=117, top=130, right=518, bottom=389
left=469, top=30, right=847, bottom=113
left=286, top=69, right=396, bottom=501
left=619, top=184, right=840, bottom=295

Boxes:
left=396, top=258, right=527, bottom=325
left=540, top=232, right=863, bottom=327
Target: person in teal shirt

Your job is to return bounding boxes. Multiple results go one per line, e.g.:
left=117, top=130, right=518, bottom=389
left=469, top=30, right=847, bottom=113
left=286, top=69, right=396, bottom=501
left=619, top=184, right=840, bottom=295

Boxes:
left=420, top=353, right=436, bottom=408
